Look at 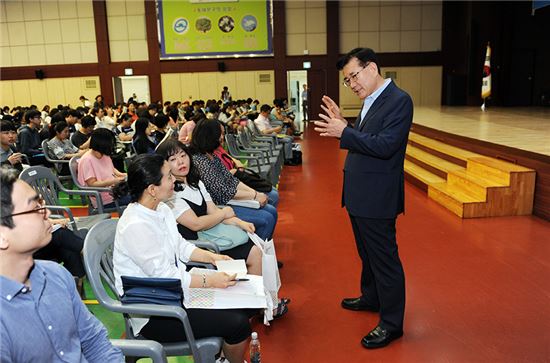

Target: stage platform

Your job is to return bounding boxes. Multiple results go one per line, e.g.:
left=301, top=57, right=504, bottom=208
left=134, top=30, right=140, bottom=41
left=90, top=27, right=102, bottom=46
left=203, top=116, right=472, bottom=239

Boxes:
left=409, top=107, right=550, bottom=220
left=412, top=107, right=550, bottom=157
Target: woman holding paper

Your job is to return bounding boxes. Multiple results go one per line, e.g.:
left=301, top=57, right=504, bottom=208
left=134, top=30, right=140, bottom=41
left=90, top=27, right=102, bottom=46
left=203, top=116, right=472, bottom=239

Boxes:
left=112, top=153, right=254, bottom=363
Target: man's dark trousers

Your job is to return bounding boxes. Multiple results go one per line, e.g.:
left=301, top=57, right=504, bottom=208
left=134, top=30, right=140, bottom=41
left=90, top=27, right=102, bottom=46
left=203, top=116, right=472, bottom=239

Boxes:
left=349, top=215, right=405, bottom=332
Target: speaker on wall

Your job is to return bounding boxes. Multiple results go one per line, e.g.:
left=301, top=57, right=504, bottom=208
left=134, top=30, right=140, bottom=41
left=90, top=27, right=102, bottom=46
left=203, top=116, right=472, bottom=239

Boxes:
left=217, top=62, right=226, bottom=72
left=35, top=69, right=45, bottom=80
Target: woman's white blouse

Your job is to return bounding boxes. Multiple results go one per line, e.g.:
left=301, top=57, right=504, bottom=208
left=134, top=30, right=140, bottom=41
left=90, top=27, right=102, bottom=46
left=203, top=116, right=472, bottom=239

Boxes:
left=113, top=202, right=197, bottom=296
left=113, top=202, right=198, bottom=335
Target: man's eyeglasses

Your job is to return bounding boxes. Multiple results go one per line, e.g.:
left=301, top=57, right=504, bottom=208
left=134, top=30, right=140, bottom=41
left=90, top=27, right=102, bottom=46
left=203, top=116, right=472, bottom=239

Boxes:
left=342, top=62, right=370, bottom=88
left=1, top=196, right=48, bottom=219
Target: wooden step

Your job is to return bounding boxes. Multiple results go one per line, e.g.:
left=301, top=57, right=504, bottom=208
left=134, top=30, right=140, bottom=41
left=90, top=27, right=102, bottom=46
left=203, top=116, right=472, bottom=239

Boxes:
left=404, top=159, right=446, bottom=186
left=428, top=182, right=485, bottom=217
left=406, top=144, right=464, bottom=178
left=447, top=169, right=508, bottom=200
left=408, top=132, right=479, bottom=162
left=467, top=156, right=534, bottom=185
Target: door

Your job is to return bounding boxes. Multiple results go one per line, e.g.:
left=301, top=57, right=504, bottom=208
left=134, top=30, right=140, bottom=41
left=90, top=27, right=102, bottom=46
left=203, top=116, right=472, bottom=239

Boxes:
left=307, top=69, right=327, bottom=121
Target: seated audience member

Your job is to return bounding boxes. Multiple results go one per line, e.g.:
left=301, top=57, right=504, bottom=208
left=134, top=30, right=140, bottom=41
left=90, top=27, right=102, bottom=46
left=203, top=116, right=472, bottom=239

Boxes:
left=40, top=105, right=50, bottom=122
left=71, top=115, right=96, bottom=149
left=77, top=128, right=130, bottom=209
left=17, top=110, right=46, bottom=165
left=255, top=104, right=294, bottom=162
left=152, top=114, right=170, bottom=145
left=190, top=119, right=278, bottom=240
left=93, top=107, right=115, bottom=130
left=103, top=106, right=117, bottom=129
left=112, top=154, right=255, bottom=363
left=0, top=168, right=124, bottom=361
left=214, top=125, right=279, bottom=207
left=127, top=102, right=138, bottom=122
left=1, top=120, right=24, bottom=173
left=132, top=118, right=157, bottom=154
left=79, top=95, right=92, bottom=107
left=271, top=99, right=299, bottom=136
left=47, top=121, right=86, bottom=174
left=93, top=94, right=105, bottom=109
left=147, top=103, right=158, bottom=119
left=64, top=109, right=81, bottom=135
left=115, top=113, right=135, bottom=142
left=33, top=218, right=86, bottom=297
left=157, top=140, right=263, bottom=268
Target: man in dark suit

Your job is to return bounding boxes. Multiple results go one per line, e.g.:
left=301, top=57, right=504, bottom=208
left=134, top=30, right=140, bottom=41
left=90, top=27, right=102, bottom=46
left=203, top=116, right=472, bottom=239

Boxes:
left=314, top=48, right=413, bottom=349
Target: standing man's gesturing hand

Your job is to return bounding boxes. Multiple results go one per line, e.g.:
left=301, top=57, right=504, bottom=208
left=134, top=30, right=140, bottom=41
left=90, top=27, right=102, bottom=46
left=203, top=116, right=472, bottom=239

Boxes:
left=314, top=95, right=348, bottom=138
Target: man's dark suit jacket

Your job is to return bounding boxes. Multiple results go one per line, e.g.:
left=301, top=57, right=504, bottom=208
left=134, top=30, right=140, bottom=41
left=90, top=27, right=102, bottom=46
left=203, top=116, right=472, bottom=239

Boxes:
left=339, top=81, right=413, bottom=219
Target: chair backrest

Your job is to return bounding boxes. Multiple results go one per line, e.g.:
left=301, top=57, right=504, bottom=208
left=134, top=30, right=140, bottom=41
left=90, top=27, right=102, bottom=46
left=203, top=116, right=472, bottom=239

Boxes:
left=83, top=219, right=120, bottom=307
left=69, top=156, right=82, bottom=187
left=41, top=139, right=58, bottom=163
left=19, top=166, right=62, bottom=206
left=225, top=134, right=242, bottom=156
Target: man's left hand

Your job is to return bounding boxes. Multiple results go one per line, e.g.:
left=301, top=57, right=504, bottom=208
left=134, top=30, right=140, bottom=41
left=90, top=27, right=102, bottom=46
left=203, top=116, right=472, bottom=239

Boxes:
left=314, top=113, right=347, bottom=139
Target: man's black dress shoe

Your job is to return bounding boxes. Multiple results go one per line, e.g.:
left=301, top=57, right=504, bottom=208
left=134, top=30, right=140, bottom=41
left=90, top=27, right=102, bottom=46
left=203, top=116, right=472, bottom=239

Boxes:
left=361, top=325, right=403, bottom=349
left=341, top=297, right=379, bottom=312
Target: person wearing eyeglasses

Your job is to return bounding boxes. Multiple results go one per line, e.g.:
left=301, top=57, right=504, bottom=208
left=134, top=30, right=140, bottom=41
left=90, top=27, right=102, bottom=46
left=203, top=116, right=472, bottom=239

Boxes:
left=0, top=168, right=123, bottom=362
left=314, top=48, right=413, bottom=349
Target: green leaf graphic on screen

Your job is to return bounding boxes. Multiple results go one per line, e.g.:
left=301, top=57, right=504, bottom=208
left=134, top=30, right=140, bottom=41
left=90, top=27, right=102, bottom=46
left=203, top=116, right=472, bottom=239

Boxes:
left=196, top=18, right=212, bottom=33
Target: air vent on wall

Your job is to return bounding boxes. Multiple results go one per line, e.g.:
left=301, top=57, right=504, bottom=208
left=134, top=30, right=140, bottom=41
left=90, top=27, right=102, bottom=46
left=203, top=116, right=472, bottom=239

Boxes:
left=258, top=73, right=271, bottom=83
left=85, top=79, right=97, bottom=89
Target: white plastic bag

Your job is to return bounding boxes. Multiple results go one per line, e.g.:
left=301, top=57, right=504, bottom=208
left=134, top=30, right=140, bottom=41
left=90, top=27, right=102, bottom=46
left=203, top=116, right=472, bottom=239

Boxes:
left=248, top=232, right=281, bottom=324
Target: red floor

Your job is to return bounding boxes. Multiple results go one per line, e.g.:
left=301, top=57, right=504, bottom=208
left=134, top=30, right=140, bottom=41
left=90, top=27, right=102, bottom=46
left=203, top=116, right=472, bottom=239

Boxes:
left=253, top=123, right=550, bottom=362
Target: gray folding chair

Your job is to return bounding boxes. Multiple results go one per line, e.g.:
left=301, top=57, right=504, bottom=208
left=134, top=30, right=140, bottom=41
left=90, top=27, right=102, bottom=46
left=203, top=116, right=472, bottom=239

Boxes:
left=41, top=139, right=72, bottom=184
left=69, top=156, right=124, bottom=216
left=111, top=339, right=167, bottom=363
left=83, top=219, right=223, bottom=363
left=19, top=166, right=111, bottom=238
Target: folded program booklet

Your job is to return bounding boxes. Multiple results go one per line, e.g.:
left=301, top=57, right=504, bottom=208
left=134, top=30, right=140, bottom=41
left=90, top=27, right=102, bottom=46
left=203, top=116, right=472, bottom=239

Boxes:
left=215, top=259, right=248, bottom=278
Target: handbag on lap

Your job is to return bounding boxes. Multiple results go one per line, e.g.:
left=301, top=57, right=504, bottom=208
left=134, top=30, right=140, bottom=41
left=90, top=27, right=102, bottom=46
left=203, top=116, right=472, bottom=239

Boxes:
left=121, top=276, right=183, bottom=306
left=197, top=223, right=249, bottom=251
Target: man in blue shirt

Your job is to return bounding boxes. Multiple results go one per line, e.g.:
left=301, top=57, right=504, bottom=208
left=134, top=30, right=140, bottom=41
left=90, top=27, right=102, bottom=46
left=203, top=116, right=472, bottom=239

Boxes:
left=0, top=168, right=123, bottom=362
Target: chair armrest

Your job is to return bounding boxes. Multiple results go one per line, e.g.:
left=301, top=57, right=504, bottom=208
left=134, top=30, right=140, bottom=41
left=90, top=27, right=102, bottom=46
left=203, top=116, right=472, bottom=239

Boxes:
left=110, top=339, right=167, bottom=363
left=60, top=188, right=105, bottom=214
left=188, top=240, right=220, bottom=254
left=45, top=205, right=78, bottom=231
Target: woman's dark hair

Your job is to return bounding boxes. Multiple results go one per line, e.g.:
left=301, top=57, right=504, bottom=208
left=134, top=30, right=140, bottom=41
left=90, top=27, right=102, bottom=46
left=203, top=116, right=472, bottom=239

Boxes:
left=0, top=167, right=20, bottom=228
left=90, top=128, right=115, bottom=156
left=156, top=139, right=200, bottom=189
left=113, top=154, right=165, bottom=202
left=153, top=114, right=169, bottom=129
left=119, top=113, right=133, bottom=124
left=133, top=118, right=150, bottom=140
left=53, top=121, right=68, bottom=136
left=190, top=119, right=221, bottom=154
left=90, top=107, right=101, bottom=116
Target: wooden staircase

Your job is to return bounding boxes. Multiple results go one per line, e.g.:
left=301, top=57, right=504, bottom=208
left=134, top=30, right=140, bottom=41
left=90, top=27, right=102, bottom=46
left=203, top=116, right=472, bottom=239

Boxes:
left=405, top=132, right=536, bottom=218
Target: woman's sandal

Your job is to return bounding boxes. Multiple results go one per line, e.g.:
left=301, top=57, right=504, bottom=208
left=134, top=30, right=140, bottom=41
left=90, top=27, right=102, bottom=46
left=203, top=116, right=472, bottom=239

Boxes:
left=272, top=300, right=289, bottom=319
left=279, top=297, right=291, bottom=305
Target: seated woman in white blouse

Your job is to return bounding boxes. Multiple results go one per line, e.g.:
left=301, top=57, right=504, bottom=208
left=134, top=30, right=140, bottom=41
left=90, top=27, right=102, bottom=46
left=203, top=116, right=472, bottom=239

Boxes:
left=112, top=153, right=254, bottom=363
